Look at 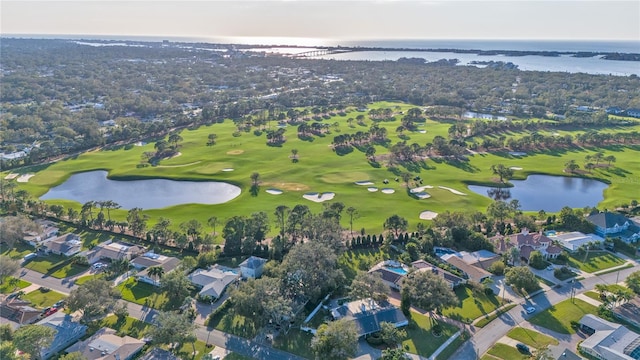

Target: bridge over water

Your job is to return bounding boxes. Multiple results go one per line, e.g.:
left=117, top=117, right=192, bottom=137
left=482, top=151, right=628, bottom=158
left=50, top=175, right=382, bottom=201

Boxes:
left=291, top=48, right=354, bottom=58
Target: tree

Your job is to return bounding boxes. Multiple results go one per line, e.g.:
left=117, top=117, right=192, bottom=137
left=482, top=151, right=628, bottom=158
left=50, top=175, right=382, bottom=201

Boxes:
left=604, top=155, right=616, bottom=166
left=290, top=148, right=299, bottom=162
left=384, top=215, right=408, bottom=239
left=400, top=270, right=457, bottom=323
left=274, top=205, right=291, bottom=237
left=345, top=207, right=359, bottom=236
left=564, top=160, right=579, bottom=173
left=159, top=271, right=194, bottom=306
left=488, top=260, right=506, bottom=275
left=223, top=216, right=245, bottom=256
left=490, top=164, right=514, bottom=183
left=251, top=172, right=260, bottom=186
left=0, top=255, right=19, bottom=284
left=505, top=266, right=539, bottom=294
left=147, top=311, right=196, bottom=354
left=0, top=341, right=17, bottom=360
left=0, top=215, right=40, bottom=247
left=379, top=321, right=407, bottom=347
left=206, top=133, right=217, bottom=146
left=67, top=278, right=121, bottom=320
left=349, top=271, right=389, bottom=303
left=311, top=318, right=358, bottom=360
left=0, top=324, right=13, bottom=341
left=207, top=216, right=219, bottom=236
left=13, top=324, right=56, bottom=360
left=127, top=207, right=148, bottom=238
left=626, top=271, right=640, bottom=294
left=147, top=266, right=165, bottom=282
left=380, top=348, right=411, bottom=360
left=179, top=219, right=203, bottom=243
left=528, top=250, right=546, bottom=269
left=487, top=200, right=511, bottom=223
left=168, top=133, right=183, bottom=150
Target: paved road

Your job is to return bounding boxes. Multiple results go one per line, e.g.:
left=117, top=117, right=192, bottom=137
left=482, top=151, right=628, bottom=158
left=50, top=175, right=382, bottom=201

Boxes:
left=451, top=264, right=639, bottom=359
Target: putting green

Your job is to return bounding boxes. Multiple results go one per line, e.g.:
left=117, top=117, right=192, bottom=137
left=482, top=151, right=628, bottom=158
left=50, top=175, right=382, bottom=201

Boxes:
left=8, top=102, right=640, bottom=235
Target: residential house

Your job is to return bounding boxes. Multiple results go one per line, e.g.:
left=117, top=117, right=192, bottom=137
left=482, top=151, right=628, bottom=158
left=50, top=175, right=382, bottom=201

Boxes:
left=37, top=313, right=88, bottom=360
left=627, top=109, right=640, bottom=118
left=548, top=231, right=605, bottom=252
left=45, top=234, right=82, bottom=257
left=239, top=256, right=267, bottom=279
left=65, top=327, right=145, bottom=360
left=411, top=260, right=466, bottom=288
left=188, top=265, right=240, bottom=301
left=491, top=228, right=563, bottom=262
left=587, top=212, right=640, bottom=243
left=578, top=314, right=640, bottom=360
left=613, top=297, right=640, bottom=329
left=368, top=260, right=409, bottom=291
left=23, top=220, right=59, bottom=247
left=0, top=295, right=41, bottom=324
left=555, top=348, right=583, bottom=360
left=132, top=252, right=181, bottom=286
left=440, top=254, right=493, bottom=283
left=330, top=298, right=408, bottom=338
left=85, top=240, right=146, bottom=265
left=139, top=348, right=180, bottom=360
left=606, top=107, right=624, bottom=115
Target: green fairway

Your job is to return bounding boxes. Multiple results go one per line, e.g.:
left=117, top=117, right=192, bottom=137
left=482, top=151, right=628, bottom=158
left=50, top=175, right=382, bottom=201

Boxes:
left=10, top=102, right=640, bottom=234
left=443, top=285, right=504, bottom=323
left=528, top=298, right=598, bottom=334
left=506, top=327, right=559, bottom=348
left=567, top=251, right=626, bottom=273
left=22, top=288, right=66, bottom=309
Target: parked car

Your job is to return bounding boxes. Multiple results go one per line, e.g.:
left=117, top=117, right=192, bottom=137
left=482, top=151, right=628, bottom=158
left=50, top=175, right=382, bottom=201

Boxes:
left=92, top=262, right=107, bottom=270
left=53, top=300, right=65, bottom=308
left=546, top=265, right=554, bottom=271
left=525, top=306, right=536, bottom=314
left=516, top=343, right=530, bottom=354
left=44, top=307, right=59, bottom=317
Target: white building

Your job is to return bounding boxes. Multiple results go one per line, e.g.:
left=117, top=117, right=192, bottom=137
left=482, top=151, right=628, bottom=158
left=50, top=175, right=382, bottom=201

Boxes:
left=548, top=232, right=604, bottom=252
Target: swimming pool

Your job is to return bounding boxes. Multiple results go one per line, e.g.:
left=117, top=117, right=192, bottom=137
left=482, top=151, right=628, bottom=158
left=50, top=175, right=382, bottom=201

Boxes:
left=385, top=266, right=408, bottom=275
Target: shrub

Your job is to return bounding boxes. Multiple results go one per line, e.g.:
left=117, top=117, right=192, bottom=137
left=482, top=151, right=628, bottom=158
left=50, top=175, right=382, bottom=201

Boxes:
left=488, top=260, right=505, bottom=275
left=365, top=333, right=384, bottom=346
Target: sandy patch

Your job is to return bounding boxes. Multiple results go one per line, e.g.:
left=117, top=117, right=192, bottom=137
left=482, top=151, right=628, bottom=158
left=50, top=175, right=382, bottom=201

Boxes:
left=508, top=151, right=527, bottom=156
left=134, top=141, right=147, bottom=146
left=222, top=168, right=234, bottom=172
left=266, top=189, right=283, bottom=195
left=414, top=192, right=431, bottom=199
left=419, top=211, right=438, bottom=220
left=410, top=185, right=434, bottom=193
left=509, top=166, right=523, bottom=170
left=263, top=182, right=310, bottom=191
left=4, top=173, right=18, bottom=180
left=16, top=174, right=35, bottom=183
left=156, top=161, right=201, bottom=168
left=418, top=130, right=427, bottom=134
left=438, top=186, right=467, bottom=196
left=367, top=187, right=378, bottom=192
left=303, top=192, right=335, bottom=203
left=381, top=188, right=395, bottom=194
left=226, top=150, right=244, bottom=155
left=355, top=181, right=374, bottom=186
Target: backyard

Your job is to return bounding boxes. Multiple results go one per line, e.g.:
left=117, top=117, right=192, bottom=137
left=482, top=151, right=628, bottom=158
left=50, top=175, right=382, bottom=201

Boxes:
left=528, top=298, right=598, bottom=334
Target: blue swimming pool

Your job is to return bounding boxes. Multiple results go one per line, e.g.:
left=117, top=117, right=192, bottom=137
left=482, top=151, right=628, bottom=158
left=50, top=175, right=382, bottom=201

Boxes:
left=385, top=266, right=408, bottom=275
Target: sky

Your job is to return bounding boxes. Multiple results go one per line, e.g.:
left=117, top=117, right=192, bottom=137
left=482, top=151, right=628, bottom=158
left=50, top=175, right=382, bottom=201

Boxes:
left=2, top=1, right=639, bottom=45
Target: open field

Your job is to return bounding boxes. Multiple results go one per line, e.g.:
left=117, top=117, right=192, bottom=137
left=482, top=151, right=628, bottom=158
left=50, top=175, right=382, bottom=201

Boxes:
left=528, top=298, right=598, bottom=334
left=8, top=101, right=640, bottom=234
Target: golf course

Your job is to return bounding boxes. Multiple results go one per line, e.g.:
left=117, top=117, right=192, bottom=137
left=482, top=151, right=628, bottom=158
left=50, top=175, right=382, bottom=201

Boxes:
left=6, top=101, right=640, bottom=235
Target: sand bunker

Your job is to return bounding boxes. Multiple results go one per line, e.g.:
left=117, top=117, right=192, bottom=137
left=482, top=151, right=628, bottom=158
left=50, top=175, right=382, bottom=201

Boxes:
left=508, top=151, right=527, bottom=156
left=4, top=173, right=18, bottom=180
left=418, top=130, right=427, bottom=134
left=419, top=211, right=438, bottom=220
left=355, top=181, right=374, bottom=186
left=226, top=150, right=244, bottom=155
left=263, top=182, right=310, bottom=191
left=222, top=168, right=234, bottom=172
left=414, top=192, right=431, bottom=199
left=509, top=166, right=523, bottom=170
left=157, top=161, right=201, bottom=168
left=134, top=141, right=147, bottom=146
left=438, top=186, right=467, bottom=195
left=16, top=174, right=35, bottom=183
left=303, top=192, right=335, bottom=203
left=410, top=185, right=434, bottom=193
left=381, top=188, right=395, bottom=194
left=367, top=187, right=378, bottom=192
left=266, top=189, right=283, bottom=195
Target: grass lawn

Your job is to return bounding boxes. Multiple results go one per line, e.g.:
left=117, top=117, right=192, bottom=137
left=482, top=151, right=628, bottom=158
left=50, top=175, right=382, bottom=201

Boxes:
left=436, top=330, right=469, bottom=360
left=338, top=248, right=389, bottom=282
left=443, top=285, right=503, bottom=324
left=0, top=277, right=31, bottom=294
left=584, top=291, right=603, bottom=302
left=75, top=273, right=106, bottom=285
left=23, top=254, right=88, bottom=279
left=535, top=275, right=557, bottom=286
left=272, top=328, right=314, bottom=359
left=101, top=314, right=151, bottom=338
left=486, top=343, right=531, bottom=360
left=306, top=308, right=330, bottom=329
left=22, top=288, right=66, bottom=309
left=567, top=251, right=625, bottom=273
left=480, top=355, right=501, bottom=360
left=507, top=327, right=559, bottom=348
left=401, top=312, right=459, bottom=357
left=206, top=306, right=260, bottom=339
left=224, top=353, right=253, bottom=360
left=1, top=242, right=34, bottom=259
left=175, top=340, right=210, bottom=360
left=116, top=277, right=171, bottom=309
left=475, top=304, right=517, bottom=328
left=529, top=298, right=598, bottom=334
left=15, top=101, right=640, bottom=235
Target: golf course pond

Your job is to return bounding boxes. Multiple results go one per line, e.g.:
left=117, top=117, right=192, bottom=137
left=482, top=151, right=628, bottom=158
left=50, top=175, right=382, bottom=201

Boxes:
left=468, top=174, right=609, bottom=212
left=39, top=170, right=241, bottom=209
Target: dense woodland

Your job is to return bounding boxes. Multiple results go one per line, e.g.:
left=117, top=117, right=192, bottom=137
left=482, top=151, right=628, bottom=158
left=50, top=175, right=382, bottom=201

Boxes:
left=2, top=38, right=640, bottom=168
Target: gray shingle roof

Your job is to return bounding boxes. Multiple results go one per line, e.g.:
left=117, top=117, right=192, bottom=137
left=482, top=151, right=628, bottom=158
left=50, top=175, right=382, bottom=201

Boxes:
left=587, top=212, right=631, bottom=229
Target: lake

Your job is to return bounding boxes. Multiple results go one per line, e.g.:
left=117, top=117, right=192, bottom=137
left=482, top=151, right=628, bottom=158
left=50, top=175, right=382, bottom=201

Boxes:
left=467, top=175, right=609, bottom=212
left=40, top=170, right=241, bottom=209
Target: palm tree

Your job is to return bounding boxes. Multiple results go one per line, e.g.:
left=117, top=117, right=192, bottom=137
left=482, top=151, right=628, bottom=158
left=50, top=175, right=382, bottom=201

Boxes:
left=346, top=207, right=359, bottom=236
left=207, top=216, right=219, bottom=236
left=147, top=266, right=165, bottom=282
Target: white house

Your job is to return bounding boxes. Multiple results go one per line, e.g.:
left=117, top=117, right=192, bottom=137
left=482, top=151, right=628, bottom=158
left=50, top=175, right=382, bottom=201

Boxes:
left=548, top=232, right=605, bottom=252
left=239, top=256, right=267, bottom=279
left=188, top=265, right=240, bottom=300
left=579, top=314, right=640, bottom=360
